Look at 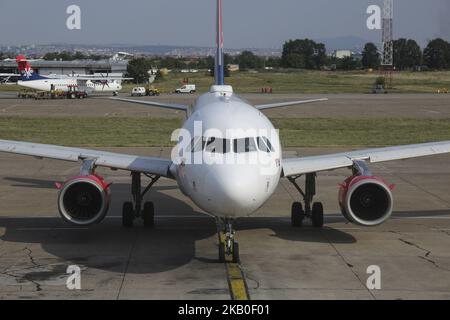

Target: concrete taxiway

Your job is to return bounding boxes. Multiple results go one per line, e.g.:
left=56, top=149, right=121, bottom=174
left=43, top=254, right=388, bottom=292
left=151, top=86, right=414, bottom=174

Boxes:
left=0, top=94, right=450, bottom=299
left=0, top=147, right=450, bottom=299
left=0, top=93, right=449, bottom=119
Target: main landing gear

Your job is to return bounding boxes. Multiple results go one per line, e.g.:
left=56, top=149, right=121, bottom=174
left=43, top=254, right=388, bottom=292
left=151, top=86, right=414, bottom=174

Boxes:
left=288, top=173, right=324, bottom=228
left=122, top=172, right=160, bottom=228
left=218, top=218, right=240, bottom=263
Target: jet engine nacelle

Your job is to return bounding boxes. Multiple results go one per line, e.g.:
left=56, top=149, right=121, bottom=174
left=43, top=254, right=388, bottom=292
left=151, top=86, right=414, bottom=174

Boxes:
left=57, top=174, right=111, bottom=226
left=339, top=175, right=394, bottom=226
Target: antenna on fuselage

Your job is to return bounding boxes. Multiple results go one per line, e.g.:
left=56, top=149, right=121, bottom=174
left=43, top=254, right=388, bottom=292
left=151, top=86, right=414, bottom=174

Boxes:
left=215, top=0, right=225, bottom=86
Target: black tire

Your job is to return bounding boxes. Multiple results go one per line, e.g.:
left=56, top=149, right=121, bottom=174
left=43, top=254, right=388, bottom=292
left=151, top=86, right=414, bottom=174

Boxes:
left=142, top=201, right=155, bottom=228
left=218, top=243, right=226, bottom=262
left=122, top=202, right=134, bottom=227
left=232, top=242, right=240, bottom=263
left=312, top=202, right=324, bottom=228
left=291, top=202, right=304, bottom=227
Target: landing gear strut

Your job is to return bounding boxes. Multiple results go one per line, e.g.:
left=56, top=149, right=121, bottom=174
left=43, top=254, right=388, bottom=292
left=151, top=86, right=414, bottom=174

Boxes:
left=122, top=172, right=160, bottom=228
left=288, top=173, right=324, bottom=228
left=218, top=218, right=240, bottom=263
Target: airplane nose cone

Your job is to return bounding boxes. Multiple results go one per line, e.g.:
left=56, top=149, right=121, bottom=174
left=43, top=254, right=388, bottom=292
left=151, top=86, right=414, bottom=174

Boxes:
left=204, top=165, right=265, bottom=216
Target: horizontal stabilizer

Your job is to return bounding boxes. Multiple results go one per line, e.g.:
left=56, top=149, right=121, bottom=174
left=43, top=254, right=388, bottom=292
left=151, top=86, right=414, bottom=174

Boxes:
left=255, top=98, right=328, bottom=110
left=110, top=97, right=188, bottom=111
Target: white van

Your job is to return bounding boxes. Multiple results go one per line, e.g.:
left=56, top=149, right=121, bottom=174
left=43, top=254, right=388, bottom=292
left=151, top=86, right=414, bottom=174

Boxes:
left=131, top=87, right=146, bottom=96
left=175, top=84, right=196, bottom=94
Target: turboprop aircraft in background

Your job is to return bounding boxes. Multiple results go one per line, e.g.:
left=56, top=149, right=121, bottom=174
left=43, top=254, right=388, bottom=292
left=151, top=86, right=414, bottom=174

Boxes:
left=2, top=0, right=450, bottom=262
left=0, top=73, right=20, bottom=84
left=14, top=55, right=131, bottom=95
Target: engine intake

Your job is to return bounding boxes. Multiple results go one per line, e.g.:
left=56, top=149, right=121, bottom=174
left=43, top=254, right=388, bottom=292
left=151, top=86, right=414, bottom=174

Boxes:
left=339, top=176, right=394, bottom=226
left=58, top=175, right=110, bottom=226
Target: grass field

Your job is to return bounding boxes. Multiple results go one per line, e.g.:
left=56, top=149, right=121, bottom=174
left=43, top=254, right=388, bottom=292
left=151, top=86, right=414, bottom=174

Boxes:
left=2, top=70, right=450, bottom=94
left=1, top=117, right=450, bottom=148
left=124, top=70, right=450, bottom=94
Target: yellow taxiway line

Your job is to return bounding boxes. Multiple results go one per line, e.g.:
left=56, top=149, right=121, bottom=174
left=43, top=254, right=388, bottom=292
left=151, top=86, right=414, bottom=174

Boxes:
left=218, top=231, right=250, bottom=300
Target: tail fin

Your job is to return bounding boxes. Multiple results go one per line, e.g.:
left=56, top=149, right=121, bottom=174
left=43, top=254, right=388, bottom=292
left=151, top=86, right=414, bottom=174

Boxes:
left=16, top=55, right=47, bottom=81
left=215, top=0, right=225, bottom=85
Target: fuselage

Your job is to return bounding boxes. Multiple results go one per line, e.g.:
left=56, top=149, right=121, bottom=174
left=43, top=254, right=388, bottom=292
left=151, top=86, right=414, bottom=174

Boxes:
left=171, top=85, right=282, bottom=219
left=17, top=78, right=122, bottom=93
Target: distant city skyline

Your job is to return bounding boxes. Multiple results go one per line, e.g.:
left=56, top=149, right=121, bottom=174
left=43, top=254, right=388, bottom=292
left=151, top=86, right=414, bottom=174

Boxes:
left=1, top=0, right=449, bottom=49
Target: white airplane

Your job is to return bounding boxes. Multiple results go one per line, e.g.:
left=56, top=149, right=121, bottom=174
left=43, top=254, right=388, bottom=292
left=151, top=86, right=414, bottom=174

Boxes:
left=2, top=0, right=450, bottom=262
left=0, top=73, right=20, bottom=83
left=13, top=55, right=130, bottom=95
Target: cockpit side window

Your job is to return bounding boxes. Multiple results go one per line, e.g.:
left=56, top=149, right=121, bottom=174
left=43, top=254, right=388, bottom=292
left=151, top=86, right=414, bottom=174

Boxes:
left=257, top=136, right=274, bottom=153
left=189, top=136, right=204, bottom=153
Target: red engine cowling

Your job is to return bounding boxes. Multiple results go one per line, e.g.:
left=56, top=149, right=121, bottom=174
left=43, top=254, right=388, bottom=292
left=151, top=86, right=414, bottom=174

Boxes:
left=57, top=174, right=111, bottom=226
left=339, top=176, right=394, bottom=226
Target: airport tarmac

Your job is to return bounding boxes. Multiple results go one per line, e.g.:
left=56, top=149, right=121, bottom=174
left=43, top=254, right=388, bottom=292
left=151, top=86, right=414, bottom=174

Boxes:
left=0, top=94, right=450, bottom=299
left=1, top=147, right=450, bottom=300
left=0, top=93, right=449, bottom=119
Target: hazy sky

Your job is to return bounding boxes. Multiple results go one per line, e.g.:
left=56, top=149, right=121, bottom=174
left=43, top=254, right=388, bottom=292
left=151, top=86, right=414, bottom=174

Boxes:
left=0, top=0, right=449, bottom=48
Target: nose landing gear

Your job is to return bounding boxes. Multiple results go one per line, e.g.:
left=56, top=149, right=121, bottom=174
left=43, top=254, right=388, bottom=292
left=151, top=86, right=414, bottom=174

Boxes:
left=288, top=173, right=324, bottom=228
left=218, top=218, right=240, bottom=263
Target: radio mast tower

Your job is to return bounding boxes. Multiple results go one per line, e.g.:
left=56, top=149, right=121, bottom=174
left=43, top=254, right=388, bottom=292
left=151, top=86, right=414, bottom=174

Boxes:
left=381, top=0, right=394, bottom=87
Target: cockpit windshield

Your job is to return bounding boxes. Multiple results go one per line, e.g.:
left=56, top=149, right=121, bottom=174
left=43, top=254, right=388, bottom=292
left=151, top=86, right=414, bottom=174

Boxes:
left=189, top=136, right=274, bottom=154
left=233, top=137, right=258, bottom=153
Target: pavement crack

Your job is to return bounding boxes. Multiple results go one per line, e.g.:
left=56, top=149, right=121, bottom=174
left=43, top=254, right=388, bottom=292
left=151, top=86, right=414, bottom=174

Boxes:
left=22, top=247, right=43, bottom=291
left=23, top=247, right=40, bottom=268
left=116, top=229, right=139, bottom=300
left=398, top=238, right=431, bottom=256
left=398, top=238, right=450, bottom=272
left=321, top=230, right=376, bottom=300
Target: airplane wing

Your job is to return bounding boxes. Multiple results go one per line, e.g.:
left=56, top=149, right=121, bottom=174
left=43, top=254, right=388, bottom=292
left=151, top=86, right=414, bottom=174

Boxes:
left=0, top=139, right=172, bottom=178
left=282, top=141, right=450, bottom=177
left=74, top=75, right=133, bottom=81
left=110, top=97, right=189, bottom=112
left=255, top=98, right=328, bottom=110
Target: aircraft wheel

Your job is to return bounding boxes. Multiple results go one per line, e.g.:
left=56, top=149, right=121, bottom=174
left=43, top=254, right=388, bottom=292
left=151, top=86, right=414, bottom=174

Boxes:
left=218, top=242, right=226, bottom=262
left=122, top=202, right=134, bottom=227
left=142, top=201, right=155, bottom=228
left=232, top=242, right=240, bottom=263
left=291, top=202, right=304, bottom=227
left=312, top=202, right=324, bottom=228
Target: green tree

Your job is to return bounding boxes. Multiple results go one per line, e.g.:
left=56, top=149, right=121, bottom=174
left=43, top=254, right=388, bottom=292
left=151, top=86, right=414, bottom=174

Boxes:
left=126, top=58, right=153, bottom=83
left=284, top=53, right=305, bottom=68
left=236, top=51, right=263, bottom=70
left=266, top=57, right=281, bottom=68
left=424, top=38, right=450, bottom=69
left=281, top=39, right=326, bottom=69
left=393, top=39, right=422, bottom=70
left=340, top=56, right=361, bottom=70
left=362, top=43, right=380, bottom=69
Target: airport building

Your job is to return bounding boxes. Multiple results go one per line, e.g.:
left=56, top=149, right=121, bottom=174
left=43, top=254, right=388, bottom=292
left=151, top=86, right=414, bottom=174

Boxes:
left=0, top=59, right=128, bottom=76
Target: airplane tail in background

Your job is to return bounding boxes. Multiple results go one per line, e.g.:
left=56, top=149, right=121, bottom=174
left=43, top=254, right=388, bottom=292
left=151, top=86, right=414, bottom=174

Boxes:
left=16, top=55, right=47, bottom=81
left=215, top=0, right=225, bottom=86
